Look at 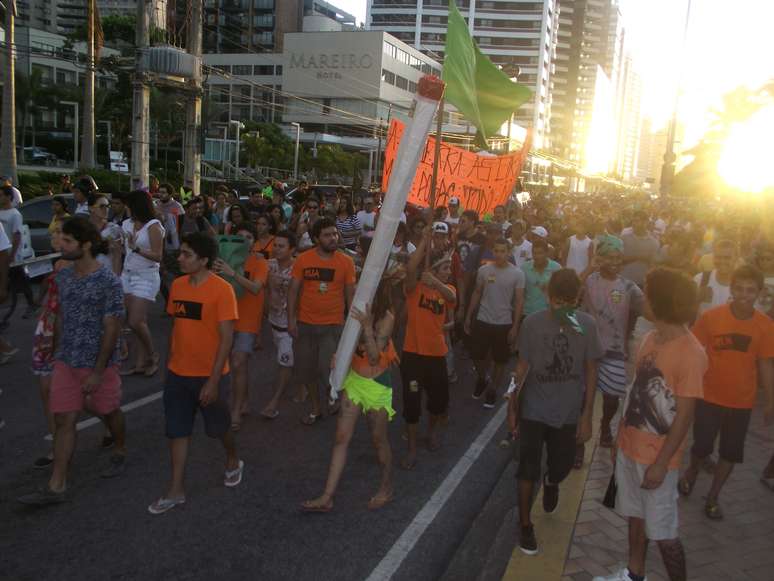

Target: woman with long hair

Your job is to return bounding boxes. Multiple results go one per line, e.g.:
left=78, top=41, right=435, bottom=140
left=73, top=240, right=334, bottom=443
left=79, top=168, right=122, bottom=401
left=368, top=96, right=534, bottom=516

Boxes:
left=266, top=204, right=287, bottom=233
left=224, top=204, right=248, bottom=235
left=302, top=279, right=397, bottom=512
left=336, top=197, right=362, bottom=252
left=121, top=190, right=164, bottom=376
left=254, top=213, right=276, bottom=260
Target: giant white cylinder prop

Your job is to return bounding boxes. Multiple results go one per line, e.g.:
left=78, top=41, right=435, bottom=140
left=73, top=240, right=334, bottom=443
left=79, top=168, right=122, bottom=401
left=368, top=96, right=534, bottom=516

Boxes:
left=329, top=76, right=445, bottom=396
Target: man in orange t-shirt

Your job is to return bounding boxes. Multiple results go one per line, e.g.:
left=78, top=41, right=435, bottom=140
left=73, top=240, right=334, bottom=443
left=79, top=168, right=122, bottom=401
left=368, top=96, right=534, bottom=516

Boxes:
left=678, top=265, right=774, bottom=519
left=400, top=227, right=456, bottom=470
left=148, top=232, right=244, bottom=516
left=213, top=223, right=269, bottom=431
left=288, top=217, right=355, bottom=424
left=605, top=268, right=707, bottom=581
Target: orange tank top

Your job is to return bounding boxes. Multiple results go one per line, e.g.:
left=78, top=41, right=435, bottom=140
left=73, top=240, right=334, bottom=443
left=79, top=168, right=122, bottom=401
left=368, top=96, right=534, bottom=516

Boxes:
left=351, top=339, right=399, bottom=379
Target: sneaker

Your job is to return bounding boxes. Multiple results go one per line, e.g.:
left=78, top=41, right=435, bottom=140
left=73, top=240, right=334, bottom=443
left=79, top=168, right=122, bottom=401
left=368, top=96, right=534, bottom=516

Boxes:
left=542, top=474, right=559, bottom=514
left=224, top=459, right=245, bottom=488
left=592, top=568, right=647, bottom=581
left=448, top=371, right=458, bottom=383
left=101, top=435, right=115, bottom=449
left=472, top=377, right=487, bottom=399
left=519, top=524, right=538, bottom=555
left=483, top=389, right=496, bottom=409
left=101, top=454, right=126, bottom=478
left=17, top=486, right=68, bottom=506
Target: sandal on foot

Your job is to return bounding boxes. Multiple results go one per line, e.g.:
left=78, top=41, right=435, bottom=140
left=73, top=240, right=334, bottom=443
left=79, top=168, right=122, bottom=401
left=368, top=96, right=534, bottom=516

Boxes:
left=368, top=493, right=394, bottom=510
left=704, top=499, right=723, bottom=520
left=261, top=409, right=279, bottom=420
left=148, top=496, right=186, bottom=515
left=224, top=460, right=245, bottom=488
left=301, top=413, right=321, bottom=426
left=144, top=354, right=160, bottom=377
left=301, top=498, right=333, bottom=513
left=678, top=475, right=696, bottom=496
left=231, top=421, right=241, bottom=433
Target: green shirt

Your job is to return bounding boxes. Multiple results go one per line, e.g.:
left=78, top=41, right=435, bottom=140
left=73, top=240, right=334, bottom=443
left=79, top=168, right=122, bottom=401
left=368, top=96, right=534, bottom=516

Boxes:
left=522, top=259, right=562, bottom=316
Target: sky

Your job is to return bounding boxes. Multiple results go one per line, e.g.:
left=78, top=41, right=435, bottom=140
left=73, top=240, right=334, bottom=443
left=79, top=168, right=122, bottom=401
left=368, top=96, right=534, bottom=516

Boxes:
left=336, top=0, right=774, bottom=150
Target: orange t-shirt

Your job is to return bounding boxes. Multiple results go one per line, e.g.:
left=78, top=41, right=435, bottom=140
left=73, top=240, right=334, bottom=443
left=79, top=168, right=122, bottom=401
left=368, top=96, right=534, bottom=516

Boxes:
left=253, top=236, right=274, bottom=260
left=692, top=304, right=774, bottom=409
left=619, top=331, right=707, bottom=469
left=235, top=255, right=269, bottom=334
left=167, top=273, right=238, bottom=377
left=292, top=249, right=356, bottom=325
left=403, top=282, right=456, bottom=357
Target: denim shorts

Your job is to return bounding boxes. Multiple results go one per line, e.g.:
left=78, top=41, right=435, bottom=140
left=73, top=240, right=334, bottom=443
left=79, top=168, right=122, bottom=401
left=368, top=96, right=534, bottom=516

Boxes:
left=164, top=370, right=231, bottom=439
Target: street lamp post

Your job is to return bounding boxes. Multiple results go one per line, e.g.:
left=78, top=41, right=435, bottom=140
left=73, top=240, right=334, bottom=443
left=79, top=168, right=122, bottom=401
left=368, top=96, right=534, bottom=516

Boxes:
left=229, top=120, right=244, bottom=177
left=61, top=101, right=79, bottom=170
left=291, top=122, right=301, bottom=181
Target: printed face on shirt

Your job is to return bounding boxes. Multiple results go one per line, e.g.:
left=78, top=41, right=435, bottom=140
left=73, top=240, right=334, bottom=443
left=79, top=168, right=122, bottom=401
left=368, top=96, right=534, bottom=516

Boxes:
left=623, top=352, right=676, bottom=436
left=419, top=292, right=445, bottom=315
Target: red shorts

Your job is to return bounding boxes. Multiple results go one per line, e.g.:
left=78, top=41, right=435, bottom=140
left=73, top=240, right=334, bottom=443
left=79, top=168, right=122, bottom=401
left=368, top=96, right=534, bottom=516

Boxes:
left=50, top=361, right=122, bottom=415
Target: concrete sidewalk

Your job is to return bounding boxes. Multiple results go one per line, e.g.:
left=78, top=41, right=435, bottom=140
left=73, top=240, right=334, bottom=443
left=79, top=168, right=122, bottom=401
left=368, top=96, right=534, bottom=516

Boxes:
left=562, top=400, right=774, bottom=581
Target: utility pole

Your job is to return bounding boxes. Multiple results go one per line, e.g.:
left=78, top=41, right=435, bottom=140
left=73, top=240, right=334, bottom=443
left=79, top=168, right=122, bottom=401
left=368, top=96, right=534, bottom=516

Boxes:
left=80, top=0, right=96, bottom=169
left=131, top=0, right=151, bottom=190
left=0, top=0, right=18, bottom=183
left=183, top=0, right=203, bottom=197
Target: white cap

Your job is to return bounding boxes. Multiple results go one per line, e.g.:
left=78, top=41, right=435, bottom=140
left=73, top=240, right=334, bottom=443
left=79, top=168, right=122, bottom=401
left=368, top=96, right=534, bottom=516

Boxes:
left=433, top=221, right=449, bottom=234
left=448, top=196, right=460, bottom=206
left=531, top=226, right=548, bottom=238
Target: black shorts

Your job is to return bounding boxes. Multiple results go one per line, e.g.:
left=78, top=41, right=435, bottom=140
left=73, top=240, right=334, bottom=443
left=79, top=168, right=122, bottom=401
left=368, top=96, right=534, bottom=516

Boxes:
left=470, top=320, right=512, bottom=364
left=517, top=418, right=576, bottom=484
left=164, top=371, right=231, bottom=439
left=400, top=351, right=449, bottom=424
left=691, top=399, right=752, bottom=464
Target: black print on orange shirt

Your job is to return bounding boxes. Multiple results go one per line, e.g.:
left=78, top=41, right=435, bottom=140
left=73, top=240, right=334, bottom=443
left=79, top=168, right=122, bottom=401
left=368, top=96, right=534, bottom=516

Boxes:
left=303, top=267, right=335, bottom=282
left=623, top=352, right=675, bottom=436
left=172, top=300, right=203, bottom=320
left=711, top=333, right=752, bottom=353
left=418, top=293, right=444, bottom=315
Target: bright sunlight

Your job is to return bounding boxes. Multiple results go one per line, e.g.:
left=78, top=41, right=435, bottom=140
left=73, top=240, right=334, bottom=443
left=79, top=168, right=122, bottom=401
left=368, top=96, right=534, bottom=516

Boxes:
left=717, top=105, right=774, bottom=194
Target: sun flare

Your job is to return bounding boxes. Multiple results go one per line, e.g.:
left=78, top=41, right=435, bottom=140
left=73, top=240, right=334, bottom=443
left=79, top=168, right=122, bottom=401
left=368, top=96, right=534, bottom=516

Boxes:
left=717, top=105, right=774, bottom=194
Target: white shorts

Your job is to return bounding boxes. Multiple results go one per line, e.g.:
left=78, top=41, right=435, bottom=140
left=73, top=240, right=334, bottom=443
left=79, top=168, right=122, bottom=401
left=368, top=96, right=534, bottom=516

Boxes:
left=615, top=450, right=679, bottom=541
left=121, top=270, right=160, bottom=302
left=272, top=327, right=294, bottom=368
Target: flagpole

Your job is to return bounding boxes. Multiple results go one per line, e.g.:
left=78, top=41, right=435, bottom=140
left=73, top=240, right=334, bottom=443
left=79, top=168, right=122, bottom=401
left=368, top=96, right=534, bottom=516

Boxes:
left=426, top=95, right=445, bottom=269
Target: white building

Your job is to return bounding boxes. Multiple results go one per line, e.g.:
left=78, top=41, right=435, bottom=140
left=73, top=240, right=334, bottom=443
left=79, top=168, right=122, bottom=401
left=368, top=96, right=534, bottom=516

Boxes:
left=366, top=0, right=558, bottom=149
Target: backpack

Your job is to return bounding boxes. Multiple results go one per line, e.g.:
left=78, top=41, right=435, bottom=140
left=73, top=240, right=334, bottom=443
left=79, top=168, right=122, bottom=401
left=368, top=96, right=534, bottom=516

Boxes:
left=217, top=235, right=250, bottom=298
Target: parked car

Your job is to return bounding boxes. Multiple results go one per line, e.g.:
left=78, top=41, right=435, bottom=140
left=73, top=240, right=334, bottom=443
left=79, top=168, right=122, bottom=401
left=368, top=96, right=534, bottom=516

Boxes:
left=22, top=146, right=58, bottom=166
left=19, top=194, right=76, bottom=255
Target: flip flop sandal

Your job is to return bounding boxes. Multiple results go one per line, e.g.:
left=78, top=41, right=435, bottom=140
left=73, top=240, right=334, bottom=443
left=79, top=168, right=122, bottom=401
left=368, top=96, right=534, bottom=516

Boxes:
left=261, top=410, right=279, bottom=420
left=144, top=354, right=160, bottom=377
left=224, top=460, right=245, bottom=488
left=368, top=494, right=394, bottom=510
left=704, top=499, right=723, bottom=520
left=301, top=499, right=333, bottom=513
left=301, top=413, right=321, bottom=426
left=678, top=476, right=696, bottom=496
left=119, top=367, right=145, bottom=376
left=231, top=422, right=241, bottom=433
left=148, top=496, right=186, bottom=515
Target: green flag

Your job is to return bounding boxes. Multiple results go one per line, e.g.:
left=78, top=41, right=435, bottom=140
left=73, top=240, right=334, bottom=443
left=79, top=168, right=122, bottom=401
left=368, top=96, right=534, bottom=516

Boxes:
left=442, top=0, right=532, bottom=142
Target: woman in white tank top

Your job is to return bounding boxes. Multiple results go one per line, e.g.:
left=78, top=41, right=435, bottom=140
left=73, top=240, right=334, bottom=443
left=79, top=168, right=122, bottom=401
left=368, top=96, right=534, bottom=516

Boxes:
left=121, top=190, right=165, bottom=377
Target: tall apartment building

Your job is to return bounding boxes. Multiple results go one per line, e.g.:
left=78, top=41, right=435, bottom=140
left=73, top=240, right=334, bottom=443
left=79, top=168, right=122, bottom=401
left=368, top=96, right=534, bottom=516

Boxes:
left=17, top=0, right=145, bottom=35
left=197, top=0, right=356, bottom=54
left=366, top=0, right=559, bottom=149
left=551, top=0, right=622, bottom=167
left=613, top=52, right=641, bottom=180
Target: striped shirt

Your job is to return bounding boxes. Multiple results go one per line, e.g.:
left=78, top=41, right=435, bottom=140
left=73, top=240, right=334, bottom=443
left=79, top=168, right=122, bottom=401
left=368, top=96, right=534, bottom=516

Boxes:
left=336, top=214, right=362, bottom=249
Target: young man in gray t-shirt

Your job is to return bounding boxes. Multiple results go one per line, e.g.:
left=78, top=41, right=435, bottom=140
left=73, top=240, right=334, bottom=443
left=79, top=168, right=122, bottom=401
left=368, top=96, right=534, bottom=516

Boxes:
left=510, top=268, right=603, bottom=556
left=465, top=238, right=525, bottom=408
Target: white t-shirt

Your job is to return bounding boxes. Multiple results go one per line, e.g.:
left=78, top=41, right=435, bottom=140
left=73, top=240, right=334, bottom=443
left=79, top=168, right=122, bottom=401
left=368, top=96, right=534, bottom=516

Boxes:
left=357, top=210, right=377, bottom=238
left=0, top=207, right=23, bottom=261
left=566, top=235, right=593, bottom=275
left=509, top=238, right=533, bottom=268
left=694, top=270, right=731, bottom=314
left=0, top=222, right=10, bottom=252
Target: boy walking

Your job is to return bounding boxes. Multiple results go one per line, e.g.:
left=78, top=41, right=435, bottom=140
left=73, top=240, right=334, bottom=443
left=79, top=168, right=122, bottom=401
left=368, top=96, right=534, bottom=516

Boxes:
left=513, top=268, right=602, bottom=554
left=596, top=267, right=707, bottom=581
left=148, top=232, right=244, bottom=515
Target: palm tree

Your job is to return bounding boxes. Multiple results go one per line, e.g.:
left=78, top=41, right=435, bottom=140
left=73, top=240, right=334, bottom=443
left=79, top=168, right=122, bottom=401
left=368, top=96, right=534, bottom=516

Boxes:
left=0, top=0, right=17, bottom=183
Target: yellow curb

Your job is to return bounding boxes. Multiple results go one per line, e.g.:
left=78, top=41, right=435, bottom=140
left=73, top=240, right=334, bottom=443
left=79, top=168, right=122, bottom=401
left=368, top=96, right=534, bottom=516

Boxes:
left=502, top=397, right=603, bottom=581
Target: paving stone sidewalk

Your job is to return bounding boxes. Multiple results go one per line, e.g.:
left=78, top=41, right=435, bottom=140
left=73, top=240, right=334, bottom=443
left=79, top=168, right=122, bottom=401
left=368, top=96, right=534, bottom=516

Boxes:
left=561, top=402, right=774, bottom=581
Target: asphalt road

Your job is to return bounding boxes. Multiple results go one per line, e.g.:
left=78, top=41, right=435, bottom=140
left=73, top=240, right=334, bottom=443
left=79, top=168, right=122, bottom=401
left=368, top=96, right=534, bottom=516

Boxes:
left=0, top=299, right=514, bottom=581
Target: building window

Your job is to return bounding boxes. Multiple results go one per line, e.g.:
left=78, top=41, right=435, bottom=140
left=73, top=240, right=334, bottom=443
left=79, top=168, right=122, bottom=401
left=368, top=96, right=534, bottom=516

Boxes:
left=233, top=64, right=252, bottom=75
left=254, top=65, right=274, bottom=75
left=214, top=64, right=231, bottom=74
left=395, top=75, right=408, bottom=90
left=381, top=69, right=395, bottom=85
left=322, top=98, right=331, bottom=115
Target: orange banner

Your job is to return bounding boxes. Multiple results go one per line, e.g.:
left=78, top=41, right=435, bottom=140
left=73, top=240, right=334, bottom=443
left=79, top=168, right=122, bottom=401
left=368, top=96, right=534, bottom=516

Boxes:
left=381, top=119, right=531, bottom=216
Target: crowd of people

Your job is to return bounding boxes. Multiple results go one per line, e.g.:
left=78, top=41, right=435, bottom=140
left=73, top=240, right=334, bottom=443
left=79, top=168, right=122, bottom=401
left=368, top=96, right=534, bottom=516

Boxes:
left=0, top=173, right=773, bottom=581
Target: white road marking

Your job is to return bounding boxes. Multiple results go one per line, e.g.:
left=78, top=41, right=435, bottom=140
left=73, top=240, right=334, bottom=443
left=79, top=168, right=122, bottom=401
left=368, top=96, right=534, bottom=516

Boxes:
left=365, top=404, right=507, bottom=581
left=44, top=390, right=163, bottom=440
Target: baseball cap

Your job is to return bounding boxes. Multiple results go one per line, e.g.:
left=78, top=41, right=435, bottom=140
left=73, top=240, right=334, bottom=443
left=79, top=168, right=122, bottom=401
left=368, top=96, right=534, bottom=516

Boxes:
left=448, top=196, right=460, bottom=206
left=432, top=221, right=449, bottom=234
left=531, top=226, right=548, bottom=238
